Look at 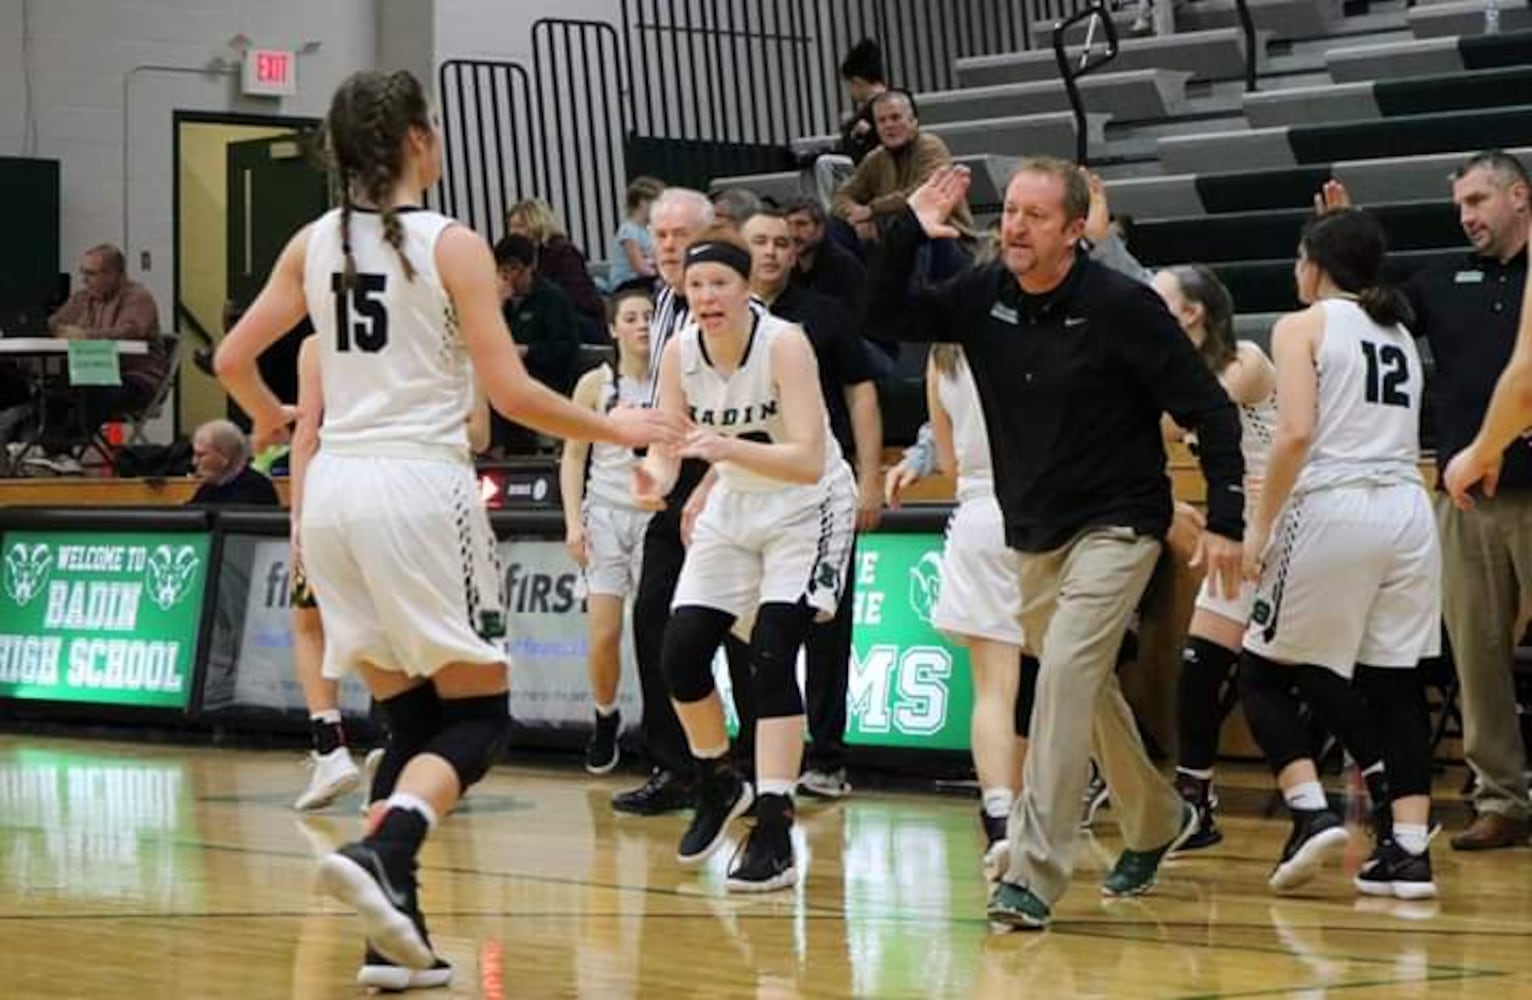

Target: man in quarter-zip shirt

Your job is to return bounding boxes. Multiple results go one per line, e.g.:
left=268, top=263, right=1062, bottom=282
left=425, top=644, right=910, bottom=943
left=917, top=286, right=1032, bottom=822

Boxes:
left=865, top=159, right=1245, bottom=930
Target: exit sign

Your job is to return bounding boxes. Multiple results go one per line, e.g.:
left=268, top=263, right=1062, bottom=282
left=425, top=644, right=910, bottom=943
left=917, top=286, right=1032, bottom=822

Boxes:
left=243, top=48, right=296, bottom=97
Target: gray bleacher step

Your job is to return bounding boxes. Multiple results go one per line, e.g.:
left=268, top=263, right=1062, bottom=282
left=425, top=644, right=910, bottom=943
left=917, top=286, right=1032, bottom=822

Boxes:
left=916, top=69, right=1193, bottom=125
left=1273, top=26, right=1416, bottom=58
left=1243, top=81, right=1377, bottom=128
left=1234, top=313, right=1282, bottom=346
left=1107, top=111, right=1250, bottom=144
left=925, top=111, right=1109, bottom=159
left=1193, top=70, right=1335, bottom=102
left=1036, top=0, right=1339, bottom=45
left=708, top=153, right=1021, bottom=211
left=1326, top=36, right=1466, bottom=82
left=955, top=28, right=1268, bottom=87
left=1409, top=0, right=1532, bottom=37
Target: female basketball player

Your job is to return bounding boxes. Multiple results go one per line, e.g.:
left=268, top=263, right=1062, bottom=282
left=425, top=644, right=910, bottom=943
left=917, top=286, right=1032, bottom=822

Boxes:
left=636, top=229, right=855, bottom=892
left=560, top=285, right=654, bottom=775
left=1239, top=208, right=1441, bottom=899
left=215, top=69, right=678, bottom=974
left=1153, top=265, right=1276, bottom=849
left=921, top=344, right=1037, bottom=881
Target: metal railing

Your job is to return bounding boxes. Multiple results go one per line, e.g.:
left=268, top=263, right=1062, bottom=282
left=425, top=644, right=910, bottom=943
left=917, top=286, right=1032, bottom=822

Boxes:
left=1050, top=2, right=1120, bottom=165
left=434, top=59, right=539, bottom=241
left=1233, top=0, right=1259, bottom=92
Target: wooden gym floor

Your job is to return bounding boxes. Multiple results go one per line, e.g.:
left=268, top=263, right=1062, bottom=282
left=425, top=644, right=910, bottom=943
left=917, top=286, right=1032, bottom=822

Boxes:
left=3, top=734, right=1531, bottom=998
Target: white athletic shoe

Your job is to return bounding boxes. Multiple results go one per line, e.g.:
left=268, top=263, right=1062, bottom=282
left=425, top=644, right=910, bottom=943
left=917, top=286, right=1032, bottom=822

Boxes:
left=359, top=747, right=385, bottom=815
left=295, top=747, right=361, bottom=812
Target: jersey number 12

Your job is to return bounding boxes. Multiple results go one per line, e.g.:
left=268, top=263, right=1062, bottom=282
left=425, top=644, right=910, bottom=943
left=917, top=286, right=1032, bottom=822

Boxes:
left=331, top=272, right=389, bottom=353
left=1360, top=340, right=1409, bottom=408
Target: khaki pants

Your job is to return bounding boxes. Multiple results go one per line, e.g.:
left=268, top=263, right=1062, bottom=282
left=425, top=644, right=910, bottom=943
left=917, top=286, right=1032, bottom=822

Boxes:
left=1006, top=527, right=1185, bottom=905
left=1436, top=491, right=1532, bottom=820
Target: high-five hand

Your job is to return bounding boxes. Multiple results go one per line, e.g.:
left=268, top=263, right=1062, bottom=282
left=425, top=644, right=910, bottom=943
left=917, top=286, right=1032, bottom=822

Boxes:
left=908, top=165, right=972, bottom=240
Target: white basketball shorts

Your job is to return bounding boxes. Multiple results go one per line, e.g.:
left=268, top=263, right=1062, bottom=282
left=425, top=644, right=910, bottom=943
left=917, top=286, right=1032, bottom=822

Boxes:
left=1244, top=483, right=1441, bottom=678
left=582, top=502, right=652, bottom=599
left=301, top=452, right=507, bottom=680
left=672, top=466, right=856, bottom=631
left=932, top=492, right=1025, bottom=646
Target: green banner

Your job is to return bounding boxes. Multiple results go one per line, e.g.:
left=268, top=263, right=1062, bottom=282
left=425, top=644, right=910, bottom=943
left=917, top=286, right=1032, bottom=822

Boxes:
left=845, top=533, right=972, bottom=751
left=0, top=531, right=210, bottom=709
left=66, top=339, right=123, bottom=386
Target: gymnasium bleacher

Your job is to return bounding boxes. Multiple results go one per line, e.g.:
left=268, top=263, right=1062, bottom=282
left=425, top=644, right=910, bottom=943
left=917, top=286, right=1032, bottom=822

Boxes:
left=714, top=4, right=1532, bottom=356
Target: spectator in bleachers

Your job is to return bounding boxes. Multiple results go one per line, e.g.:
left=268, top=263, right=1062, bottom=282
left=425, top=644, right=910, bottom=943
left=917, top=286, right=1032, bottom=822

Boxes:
left=185, top=418, right=278, bottom=506
left=810, top=38, right=890, bottom=207
left=710, top=188, right=762, bottom=231
left=784, top=196, right=867, bottom=307
left=1131, top=0, right=1177, bottom=37
left=30, top=243, right=168, bottom=473
left=494, top=234, right=582, bottom=454
left=608, top=176, right=666, bottom=289
left=832, top=90, right=971, bottom=267
left=506, top=198, right=606, bottom=339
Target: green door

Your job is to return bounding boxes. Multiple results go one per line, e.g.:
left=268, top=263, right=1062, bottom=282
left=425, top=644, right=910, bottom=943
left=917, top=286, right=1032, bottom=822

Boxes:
left=226, top=132, right=330, bottom=313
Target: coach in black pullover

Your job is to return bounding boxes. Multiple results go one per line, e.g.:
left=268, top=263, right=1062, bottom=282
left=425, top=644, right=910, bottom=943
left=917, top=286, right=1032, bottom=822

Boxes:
left=866, top=160, right=1244, bottom=928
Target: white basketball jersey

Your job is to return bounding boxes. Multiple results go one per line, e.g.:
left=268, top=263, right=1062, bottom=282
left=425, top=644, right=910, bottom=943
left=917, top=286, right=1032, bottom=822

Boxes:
left=1233, top=343, right=1278, bottom=481
left=304, top=207, right=474, bottom=460
left=586, top=364, right=645, bottom=509
left=1296, top=298, right=1423, bottom=494
left=935, top=349, right=995, bottom=501
left=675, top=312, right=844, bottom=492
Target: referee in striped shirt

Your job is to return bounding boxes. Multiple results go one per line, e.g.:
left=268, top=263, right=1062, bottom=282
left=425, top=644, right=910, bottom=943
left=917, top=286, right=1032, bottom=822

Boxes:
left=612, top=187, right=757, bottom=814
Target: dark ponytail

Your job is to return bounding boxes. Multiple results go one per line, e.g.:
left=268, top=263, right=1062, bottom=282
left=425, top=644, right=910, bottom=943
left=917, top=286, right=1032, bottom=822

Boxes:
left=1299, top=208, right=1415, bottom=329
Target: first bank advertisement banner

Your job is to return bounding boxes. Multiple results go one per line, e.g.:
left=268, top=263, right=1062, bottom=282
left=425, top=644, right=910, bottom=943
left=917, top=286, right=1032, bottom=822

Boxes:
left=0, top=531, right=210, bottom=709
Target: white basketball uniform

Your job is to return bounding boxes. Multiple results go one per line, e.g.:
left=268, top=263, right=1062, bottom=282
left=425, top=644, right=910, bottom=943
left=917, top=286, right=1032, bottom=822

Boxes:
left=929, top=351, right=1025, bottom=647
left=669, top=313, right=856, bottom=632
left=581, top=363, right=653, bottom=598
left=299, top=206, right=506, bottom=680
left=1195, top=342, right=1278, bottom=624
left=1244, top=299, right=1441, bottom=677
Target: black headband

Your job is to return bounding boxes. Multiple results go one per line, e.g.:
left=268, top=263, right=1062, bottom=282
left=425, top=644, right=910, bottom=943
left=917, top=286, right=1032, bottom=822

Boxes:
left=684, top=241, right=752, bottom=280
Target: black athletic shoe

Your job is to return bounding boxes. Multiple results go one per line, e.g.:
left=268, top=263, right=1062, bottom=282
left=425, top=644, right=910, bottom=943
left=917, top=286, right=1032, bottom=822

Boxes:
left=677, top=766, right=752, bottom=865
left=726, top=795, right=797, bottom=892
left=319, top=841, right=434, bottom=970
left=357, top=946, right=454, bottom=992
left=612, top=768, right=695, bottom=816
left=585, top=709, right=622, bottom=775
left=1173, top=773, right=1223, bottom=852
left=1355, top=839, right=1438, bottom=900
left=981, top=809, right=1010, bottom=882
left=1269, top=808, right=1349, bottom=892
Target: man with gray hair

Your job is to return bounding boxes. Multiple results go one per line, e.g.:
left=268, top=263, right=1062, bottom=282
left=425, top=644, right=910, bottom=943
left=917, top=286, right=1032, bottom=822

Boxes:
left=186, top=418, right=278, bottom=506
left=612, top=186, right=756, bottom=815
left=710, top=187, right=763, bottom=231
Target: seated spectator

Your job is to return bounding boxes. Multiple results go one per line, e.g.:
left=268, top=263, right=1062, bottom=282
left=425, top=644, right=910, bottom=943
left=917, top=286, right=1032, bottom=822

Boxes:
left=784, top=196, right=867, bottom=306
left=831, top=91, right=972, bottom=244
left=711, top=187, right=763, bottom=231
left=506, top=198, right=606, bottom=337
left=30, top=244, right=167, bottom=472
left=811, top=38, right=890, bottom=206
left=608, top=176, right=666, bottom=289
left=186, top=419, right=278, bottom=506
left=493, top=234, right=582, bottom=454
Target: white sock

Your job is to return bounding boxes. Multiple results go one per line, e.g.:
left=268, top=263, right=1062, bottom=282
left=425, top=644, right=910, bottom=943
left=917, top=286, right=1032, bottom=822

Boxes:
left=758, top=779, right=795, bottom=799
left=1284, top=780, right=1327, bottom=812
left=691, top=743, right=728, bottom=760
left=982, top=787, right=1014, bottom=819
left=1394, top=822, right=1429, bottom=855
left=311, top=709, right=342, bottom=725
left=385, top=792, right=438, bottom=830
left=594, top=702, right=619, bottom=717
left=1176, top=766, right=1214, bottom=781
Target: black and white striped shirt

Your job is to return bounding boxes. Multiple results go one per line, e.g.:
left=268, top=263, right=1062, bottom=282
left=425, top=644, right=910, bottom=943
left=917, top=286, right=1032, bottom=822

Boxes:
left=643, top=283, right=769, bottom=407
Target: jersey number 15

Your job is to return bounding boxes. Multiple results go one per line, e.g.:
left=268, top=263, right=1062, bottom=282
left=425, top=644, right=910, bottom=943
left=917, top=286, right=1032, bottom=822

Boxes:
left=1360, top=340, right=1410, bottom=408
left=331, top=272, right=389, bottom=353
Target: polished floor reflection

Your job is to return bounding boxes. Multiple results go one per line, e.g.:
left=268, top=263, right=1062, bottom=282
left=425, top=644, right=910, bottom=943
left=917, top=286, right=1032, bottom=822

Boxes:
left=1, top=735, right=1530, bottom=998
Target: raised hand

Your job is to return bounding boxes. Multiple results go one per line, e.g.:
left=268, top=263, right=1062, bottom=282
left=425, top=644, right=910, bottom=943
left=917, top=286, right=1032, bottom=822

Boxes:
left=908, top=165, right=972, bottom=240
left=1312, top=179, right=1352, bottom=216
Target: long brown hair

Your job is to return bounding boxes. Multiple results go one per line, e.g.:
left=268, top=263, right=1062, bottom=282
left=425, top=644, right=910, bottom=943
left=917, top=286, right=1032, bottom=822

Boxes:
left=323, top=70, right=431, bottom=289
left=1167, top=265, right=1237, bottom=374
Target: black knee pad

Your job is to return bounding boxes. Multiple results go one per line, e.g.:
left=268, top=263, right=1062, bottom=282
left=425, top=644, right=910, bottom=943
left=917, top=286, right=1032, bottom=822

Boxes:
left=1238, top=650, right=1310, bottom=774
left=372, top=684, right=445, bottom=802
left=751, top=602, right=815, bottom=720
left=1356, top=664, right=1432, bottom=799
left=424, top=694, right=510, bottom=792
left=1014, top=654, right=1040, bottom=739
left=662, top=606, right=734, bottom=704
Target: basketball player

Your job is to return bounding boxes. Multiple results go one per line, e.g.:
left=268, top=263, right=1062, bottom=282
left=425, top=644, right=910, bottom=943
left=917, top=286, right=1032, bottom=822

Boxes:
left=215, top=69, right=678, bottom=974
left=924, top=343, right=1038, bottom=881
left=1240, top=208, right=1440, bottom=898
left=1152, top=265, right=1275, bottom=849
left=560, top=286, right=654, bottom=774
left=636, top=230, right=856, bottom=891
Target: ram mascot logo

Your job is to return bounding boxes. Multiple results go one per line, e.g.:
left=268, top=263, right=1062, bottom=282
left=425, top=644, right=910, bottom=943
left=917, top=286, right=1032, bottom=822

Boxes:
left=3, top=543, right=52, bottom=607
left=145, top=545, right=201, bottom=611
left=907, top=551, right=944, bottom=627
